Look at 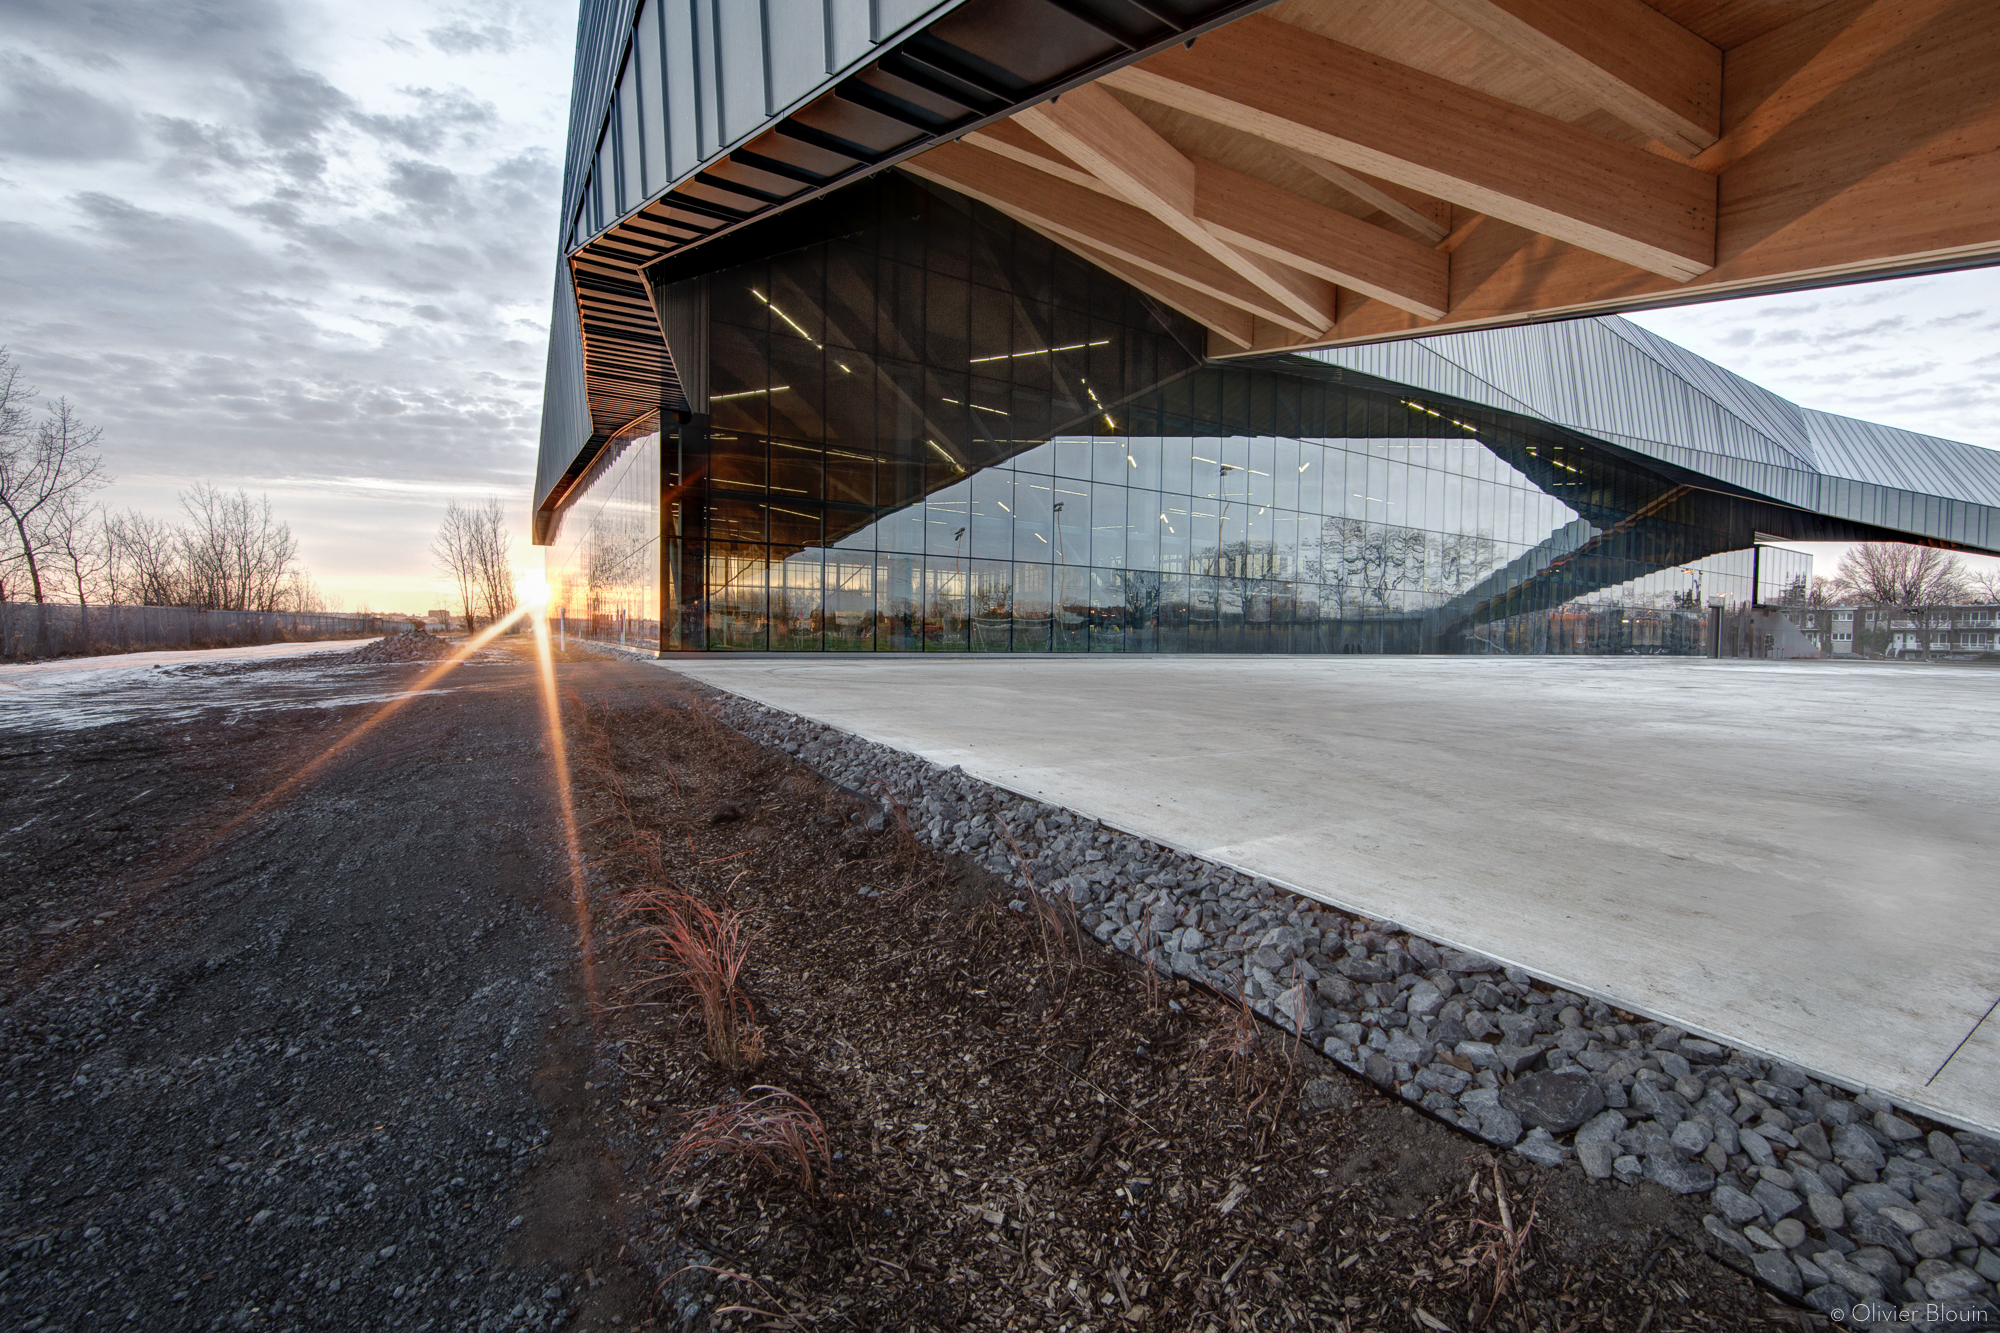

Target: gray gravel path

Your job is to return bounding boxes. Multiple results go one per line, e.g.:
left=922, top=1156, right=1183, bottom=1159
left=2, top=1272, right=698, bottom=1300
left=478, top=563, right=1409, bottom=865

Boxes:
left=0, top=647, right=623, bottom=1332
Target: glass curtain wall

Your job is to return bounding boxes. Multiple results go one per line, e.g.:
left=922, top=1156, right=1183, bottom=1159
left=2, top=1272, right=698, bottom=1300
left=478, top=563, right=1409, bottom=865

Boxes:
left=544, top=432, right=662, bottom=647
left=546, top=174, right=1809, bottom=656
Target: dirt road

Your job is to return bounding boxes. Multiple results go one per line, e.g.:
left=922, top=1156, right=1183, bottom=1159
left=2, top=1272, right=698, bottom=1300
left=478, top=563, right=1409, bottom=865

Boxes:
left=0, top=642, right=655, bottom=1332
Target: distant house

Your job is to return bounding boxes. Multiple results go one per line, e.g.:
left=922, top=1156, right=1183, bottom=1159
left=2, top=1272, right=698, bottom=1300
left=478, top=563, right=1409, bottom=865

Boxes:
left=1779, top=604, right=2000, bottom=658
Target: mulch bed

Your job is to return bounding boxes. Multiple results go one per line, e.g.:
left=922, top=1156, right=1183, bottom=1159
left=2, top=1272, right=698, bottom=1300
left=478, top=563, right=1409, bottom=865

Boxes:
left=564, top=676, right=1799, bottom=1332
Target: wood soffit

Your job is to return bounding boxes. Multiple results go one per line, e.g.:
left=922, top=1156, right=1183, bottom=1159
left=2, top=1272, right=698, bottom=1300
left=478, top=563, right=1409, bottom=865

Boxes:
left=565, top=0, right=2000, bottom=432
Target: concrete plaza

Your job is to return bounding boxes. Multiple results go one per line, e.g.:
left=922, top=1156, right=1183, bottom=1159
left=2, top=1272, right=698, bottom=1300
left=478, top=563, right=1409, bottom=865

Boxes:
left=668, top=654, right=2000, bottom=1136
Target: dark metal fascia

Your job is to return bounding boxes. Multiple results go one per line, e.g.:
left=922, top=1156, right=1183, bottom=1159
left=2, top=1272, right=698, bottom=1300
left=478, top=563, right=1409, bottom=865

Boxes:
left=832, top=78, right=970, bottom=135
left=768, top=120, right=897, bottom=166
left=572, top=0, right=1279, bottom=270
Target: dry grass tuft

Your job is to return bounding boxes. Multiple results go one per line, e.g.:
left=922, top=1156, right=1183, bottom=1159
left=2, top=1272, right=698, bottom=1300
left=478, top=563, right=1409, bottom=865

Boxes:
left=1457, top=1159, right=1541, bottom=1328
left=998, top=821, right=1085, bottom=996
left=625, top=884, right=763, bottom=1069
left=661, top=1086, right=832, bottom=1196
left=1197, top=987, right=1262, bottom=1095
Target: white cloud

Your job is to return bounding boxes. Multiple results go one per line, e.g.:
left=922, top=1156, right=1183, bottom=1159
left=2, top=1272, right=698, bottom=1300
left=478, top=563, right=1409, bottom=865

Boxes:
left=1625, top=269, right=2000, bottom=451
left=0, top=0, right=571, bottom=611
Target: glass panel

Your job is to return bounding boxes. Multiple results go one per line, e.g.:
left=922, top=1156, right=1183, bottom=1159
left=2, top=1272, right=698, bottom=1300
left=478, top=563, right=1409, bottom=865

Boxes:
left=564, top=172, right=1787, bottom=660
left=707, top=544, right=767, bottom=650
left=970, top=468, right=1014, bottom=561
left=1011, top=561, right=1053, bottom=652
left=968, top=558, right=1013, bottom=652
left=771, top=550, right=823, bottom=650
left=1090, top=483, right=1126, bottom=568
left=825, top=552, right=878, bottom=651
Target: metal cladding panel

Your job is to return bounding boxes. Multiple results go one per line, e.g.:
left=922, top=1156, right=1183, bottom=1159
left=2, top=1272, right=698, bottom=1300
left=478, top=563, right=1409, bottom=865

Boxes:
left=1804, top=410, right=2000, bottom=510
left=535, top=275, right=595, bottom=517
left=764, top=0, right=836, bottom=117
left=715, top=4, right=773, bottom=145
left=1599, top=318, right=1817, bottom=469
left=1583, top=428, right=1816, bottom=510
left=1311, top=315, right=2000, bottom=554
left=563, top=0, right=966, bottom=248
left=1308, top=337, right=1547, bottom=422
left=561, top=0, right=643, bottom=237
left=1404, top=321, right=1814, bottom=476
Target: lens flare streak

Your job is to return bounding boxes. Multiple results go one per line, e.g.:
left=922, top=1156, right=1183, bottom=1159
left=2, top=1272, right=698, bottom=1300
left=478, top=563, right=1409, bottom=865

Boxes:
left=531, top=611, right=600, bottom=1025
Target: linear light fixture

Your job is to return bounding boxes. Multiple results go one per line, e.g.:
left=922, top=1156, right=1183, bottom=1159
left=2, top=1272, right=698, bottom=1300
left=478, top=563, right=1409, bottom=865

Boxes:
left=969, top=339, right=1110, bottom=364
left=941, top=397, right=1011, bottom=416
left=1082, top=379, right=1116, bottom=431
left=1191, top=455, right=1269, bottom=476
left=711, top=386, right=789, bottom=401
left=751, top=290, right=821, bottom=350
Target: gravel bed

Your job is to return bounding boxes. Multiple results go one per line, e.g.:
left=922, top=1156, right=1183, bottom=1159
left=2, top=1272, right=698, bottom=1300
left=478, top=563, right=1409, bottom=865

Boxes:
left=0, top=649, right=595, bottom=1333
left=705, top=689, right=2000, bottom=1327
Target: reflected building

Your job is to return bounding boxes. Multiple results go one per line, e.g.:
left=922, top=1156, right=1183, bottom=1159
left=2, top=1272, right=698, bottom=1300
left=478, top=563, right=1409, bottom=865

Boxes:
left=536, top=6, right=2000, bottom=657
left=543, top=179, right=2000, bottom=656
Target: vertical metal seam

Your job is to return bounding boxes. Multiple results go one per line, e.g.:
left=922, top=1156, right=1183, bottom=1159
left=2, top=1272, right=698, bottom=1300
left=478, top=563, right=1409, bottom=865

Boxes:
left=760, top=0, right=775, bottom=119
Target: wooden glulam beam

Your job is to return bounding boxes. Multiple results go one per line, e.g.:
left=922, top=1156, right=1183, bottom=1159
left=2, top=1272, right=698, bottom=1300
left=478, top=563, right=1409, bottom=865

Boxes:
left=1276, top=147, right=1449, bottom=244
left=962, top=121, right=1119, bottom=198
left=1192, top=157, right=1449, bottom=320
left=1100, top=13, right=1716, bottom=282
left=903, top=140, right=1328, bottom=338
left=1013, top=84, right=1337, bottom=335
left=1052, top=231, right=1257, bottom=351
left=963, top=101, right=1446, bottom=321
left=1425, top=0, right=1721, bottom=156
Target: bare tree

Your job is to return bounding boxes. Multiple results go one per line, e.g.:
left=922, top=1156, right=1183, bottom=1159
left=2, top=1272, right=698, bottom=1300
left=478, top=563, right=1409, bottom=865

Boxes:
left=433, top=497, right=515, bottom=632
left=433, top=500, right=481, bottom=632
left=471, top=497, right=517, bottom=628
left=1970, top=564, right=2000, bottom=604
left=1776, top=571, right=1838, bottom=607
left=45, top=495, right=113, bottom=606
left=0, top=351, right=109, bottom=603
left=175, top=484, right=301, bottom=611
left=1827, top=542, right=1971, bottom=658
left=105, top=508, right=186, bottom=607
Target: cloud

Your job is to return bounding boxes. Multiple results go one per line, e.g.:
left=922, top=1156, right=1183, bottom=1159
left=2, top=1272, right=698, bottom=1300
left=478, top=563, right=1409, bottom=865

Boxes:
left=426, top=22, right=515, bottom=55
left=1628, top=269, right=2000, bottom=452
left=0, top=0, right=571, bottom=608
left=350, top=87, right=494, bottom=153
left=0, top=52, right=140, bottom=160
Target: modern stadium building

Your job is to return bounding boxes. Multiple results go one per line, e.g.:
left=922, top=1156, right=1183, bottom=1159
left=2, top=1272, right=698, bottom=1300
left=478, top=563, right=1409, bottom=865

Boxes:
left=532, top=0, right=2000, bottom=657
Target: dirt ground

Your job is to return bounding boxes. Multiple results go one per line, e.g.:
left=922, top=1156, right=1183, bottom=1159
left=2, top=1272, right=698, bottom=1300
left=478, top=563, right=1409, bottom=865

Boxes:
left=0, top=640, right=662, bottom=1332
left=0, top=639, right=1802, bottom=1333
left=564, top=666, right=1801, bottom=1333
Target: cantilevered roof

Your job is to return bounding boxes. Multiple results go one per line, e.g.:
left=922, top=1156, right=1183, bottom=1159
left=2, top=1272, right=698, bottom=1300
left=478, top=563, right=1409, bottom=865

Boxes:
left=539, top=0, right=2000, bottom=544
left=1312, top=316, right=2000, bottom=555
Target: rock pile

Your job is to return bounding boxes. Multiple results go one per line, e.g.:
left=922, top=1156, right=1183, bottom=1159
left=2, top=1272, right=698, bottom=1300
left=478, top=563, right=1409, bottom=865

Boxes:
left=348, top=631, right=456, bottom=664
left=708, top=692, right=2000, bottom=1324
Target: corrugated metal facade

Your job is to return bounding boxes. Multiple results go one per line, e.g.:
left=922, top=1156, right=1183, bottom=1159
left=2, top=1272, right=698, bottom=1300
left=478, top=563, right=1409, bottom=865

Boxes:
left=1312, top=317, right=2000, bottom=554
left=559, top=0, right=963, bottom=254
left=534, top=275, right=595, bottom=514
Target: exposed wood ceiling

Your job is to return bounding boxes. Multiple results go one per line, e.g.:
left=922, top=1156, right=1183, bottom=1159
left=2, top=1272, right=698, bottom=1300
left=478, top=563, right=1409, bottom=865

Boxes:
left=901, top=0, right=2000, bottom=357
left=559, top=0, right=2000, bottom=457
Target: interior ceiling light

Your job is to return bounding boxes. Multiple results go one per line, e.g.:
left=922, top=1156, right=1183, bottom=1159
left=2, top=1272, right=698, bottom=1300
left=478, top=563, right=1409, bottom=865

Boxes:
left=969, top=339, right=1109, bottom=364
left=941, top=397, right=1011, bottom=416
left=751, top=290, right=821, bottom=350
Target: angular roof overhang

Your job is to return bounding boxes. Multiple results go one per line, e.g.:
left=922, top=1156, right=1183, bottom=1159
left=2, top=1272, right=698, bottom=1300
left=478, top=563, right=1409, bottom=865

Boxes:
left=540, top=0, right=2000, bottom=546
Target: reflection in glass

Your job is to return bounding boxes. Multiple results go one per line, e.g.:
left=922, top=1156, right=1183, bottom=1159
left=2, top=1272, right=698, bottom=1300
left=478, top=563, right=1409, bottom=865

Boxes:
left=547, top=176, right=1812, bottom=658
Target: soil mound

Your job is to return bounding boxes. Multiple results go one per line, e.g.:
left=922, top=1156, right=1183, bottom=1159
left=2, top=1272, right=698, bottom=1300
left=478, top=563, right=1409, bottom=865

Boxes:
left=348, top=632, right=456, bottom=664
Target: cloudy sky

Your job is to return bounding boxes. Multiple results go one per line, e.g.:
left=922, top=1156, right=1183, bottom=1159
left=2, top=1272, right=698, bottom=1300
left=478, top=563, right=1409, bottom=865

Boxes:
left=0, top=0, right=572, bottom=611
left=1, top=0, right=1996, bottom=611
